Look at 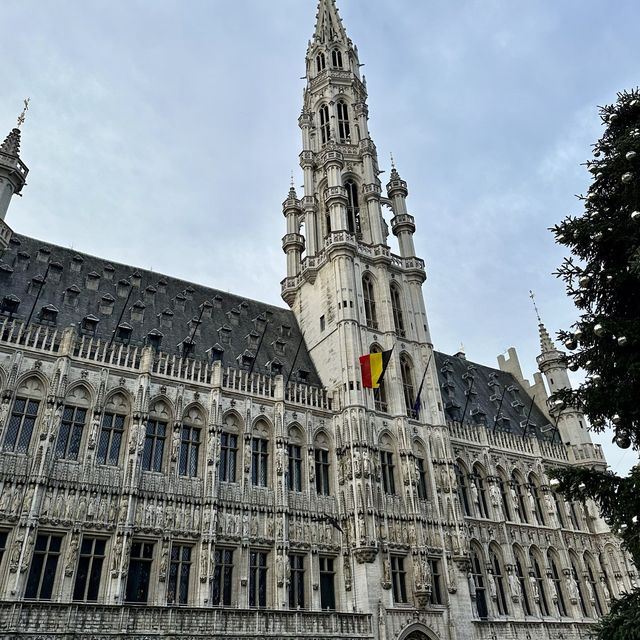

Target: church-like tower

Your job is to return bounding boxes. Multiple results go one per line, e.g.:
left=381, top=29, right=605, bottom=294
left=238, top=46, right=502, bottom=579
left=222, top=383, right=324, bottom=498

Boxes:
left=0, top=124, right=28, bottom=250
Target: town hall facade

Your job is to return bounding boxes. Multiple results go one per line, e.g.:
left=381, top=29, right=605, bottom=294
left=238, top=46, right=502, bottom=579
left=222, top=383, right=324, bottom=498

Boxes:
left=0, top=1, right=634, bottom=639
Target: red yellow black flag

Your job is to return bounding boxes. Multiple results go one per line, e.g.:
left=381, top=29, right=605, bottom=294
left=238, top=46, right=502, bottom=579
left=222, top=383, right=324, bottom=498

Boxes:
left=359, top=350, right=393, bottom=389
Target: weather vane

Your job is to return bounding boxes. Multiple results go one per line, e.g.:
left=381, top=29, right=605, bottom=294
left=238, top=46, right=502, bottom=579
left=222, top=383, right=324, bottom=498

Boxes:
left=17, top=98, right=30, bottom=128
left=529, top=290, right=542, bottom=323
left=290, top=171, right=295, bottom=189
left=390, top=152, right=396, bottom=169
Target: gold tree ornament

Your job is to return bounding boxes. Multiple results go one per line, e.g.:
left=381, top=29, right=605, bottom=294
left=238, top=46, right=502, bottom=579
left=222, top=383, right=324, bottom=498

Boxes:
left=16, top=98, right=30, bottom=128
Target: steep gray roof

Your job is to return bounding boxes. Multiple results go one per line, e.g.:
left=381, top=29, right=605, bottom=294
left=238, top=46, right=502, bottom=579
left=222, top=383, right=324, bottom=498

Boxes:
left=433, top=350, right=556, bottom=442
left=0, top=234, right=322, bottom=386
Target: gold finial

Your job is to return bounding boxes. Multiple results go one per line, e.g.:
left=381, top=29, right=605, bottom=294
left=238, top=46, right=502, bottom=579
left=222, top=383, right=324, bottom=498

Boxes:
left=390, top=152, right=396, bottom=169
left=17, top=98, right=30, bottom=128
left=529, top=290, right=542, bottom=323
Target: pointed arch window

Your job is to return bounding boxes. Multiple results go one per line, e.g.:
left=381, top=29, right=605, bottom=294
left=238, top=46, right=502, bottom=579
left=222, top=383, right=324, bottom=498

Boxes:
left=497, top=472, right=513, bottom=521
left=370, top=344, right=388, bottom=413
left=548, top=551, right=568, bottom=617
left=316, top=52, right=326, bottom=74
left=472, top=465, right=490, bottom=519
left=470, top=546, right=489, bottom=620
left=585, top=556, right=604, bottom=617
left=345, top=179, right=360, bottom=233
left=531, top=553, right=551, bottom=616
left=529, top=474, right=546, bottom=525
left=512, top=471, right=529, bottom=524
left=455, top=462, right=472, bottom=517
left=400, top=354, right=416, bottom=418
left=514, top=549, right=533, bottom=616
left=390, top=283, right=406, bottom=337
left=337, top=101, right=350, bottom=142
left=362, top=274, right=377, bottom=330
left=490, top=549, right=510, bottom=615
left=319, top=105, right=331, bottom=145
left=571, top=557, right=589, bottom=617
left=331, top=49, right=343, bottom=69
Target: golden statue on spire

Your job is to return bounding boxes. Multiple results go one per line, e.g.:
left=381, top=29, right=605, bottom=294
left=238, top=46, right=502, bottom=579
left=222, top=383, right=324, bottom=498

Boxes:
left=16, top=98, right=30, bottom=128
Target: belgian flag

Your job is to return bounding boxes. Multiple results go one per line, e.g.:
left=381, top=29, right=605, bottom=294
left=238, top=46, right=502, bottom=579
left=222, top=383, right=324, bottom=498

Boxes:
left=359, top=350, right=393, bottom=389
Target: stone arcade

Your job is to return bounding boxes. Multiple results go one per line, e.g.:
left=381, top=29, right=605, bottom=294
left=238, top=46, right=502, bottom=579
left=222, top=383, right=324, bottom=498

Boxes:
left=0, top=1, right=634, bottom=639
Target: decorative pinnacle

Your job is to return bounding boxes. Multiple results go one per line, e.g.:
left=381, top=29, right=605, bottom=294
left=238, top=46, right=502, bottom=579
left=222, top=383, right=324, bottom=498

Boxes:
left=16, top=98, right=30, bottom=128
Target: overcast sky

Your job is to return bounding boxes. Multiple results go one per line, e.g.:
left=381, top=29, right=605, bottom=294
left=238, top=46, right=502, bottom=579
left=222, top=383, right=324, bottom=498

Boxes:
left=1, top=0, right=638, bottom=475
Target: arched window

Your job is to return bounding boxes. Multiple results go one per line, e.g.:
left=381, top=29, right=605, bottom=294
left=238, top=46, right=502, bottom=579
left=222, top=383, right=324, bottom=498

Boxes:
left=530, top=550, right=551, bottom=616
left=570, top=553, right=590, bottom=618
left=379, top=433, right=397, bottom=495
left=331, top=49, right=343, bottom=68
left=251, top=420, right=270, bottom=487
left=400, top=354, right=416, bottom=418
left=319, top=104, right=331, bottom=144
left=548, top=550, right=568, bottom=617
left=552, top=490, right=567, bottom=528
left=287, top=425, right=305, bottom=492
left=567, top=500, right=583, bottom=530
left=390, top=283, right=406, bottom=337
left=3, top=376, right=44, bottom=454
left=455, top=461, right=472, bottom=517
left=512, top=471, right=529, bottom=524
left=370, top=344, right=388, bottom=413
left=472, top=464, right=490, bottom=519
left=219, top=413, right=240, bottom=483
left=336, top=101, right=350, bottom=142
left=314, top=431, right=331, bottom=496
left=362, top=274, right=377, bottom=330
left=414, top=441, right=429, bottom=501
left=97, top=392, right=129, bottom=466
left=55, top=384, right=91, bottom=461
left=180, top=405, right=204, bottom=478
left=143, top=399, right=171, bottom=473
left=514, top=547, right=533, bottom=616
left=490, top=547, right=510, bottom=615
left=470, top=545, right=489, bottom=620
left=585, top=553, right=605, bottom=617
left=316, top=52, right=326, bottom=73
left=345, top=179, right=360, bottom=233
left=529, top=474, right=546, bottom=526
left=497, top=469, right=513, bottom=521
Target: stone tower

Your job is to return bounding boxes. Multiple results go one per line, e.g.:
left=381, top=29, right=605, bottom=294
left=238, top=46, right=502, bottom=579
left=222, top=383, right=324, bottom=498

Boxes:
left=0, top=125, right=28, bottom=250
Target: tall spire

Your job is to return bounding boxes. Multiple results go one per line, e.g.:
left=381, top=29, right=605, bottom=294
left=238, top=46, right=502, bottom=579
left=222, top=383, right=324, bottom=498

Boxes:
left=538, top=321, right=556, bottom=355
left=0, top=128, right=22, bottom=157
left=313, top=0, right=348, bottom=45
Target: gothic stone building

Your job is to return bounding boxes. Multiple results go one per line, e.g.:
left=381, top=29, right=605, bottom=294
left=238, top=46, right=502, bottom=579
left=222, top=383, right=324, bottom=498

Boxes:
left=0, top=1, right=634, bottom=639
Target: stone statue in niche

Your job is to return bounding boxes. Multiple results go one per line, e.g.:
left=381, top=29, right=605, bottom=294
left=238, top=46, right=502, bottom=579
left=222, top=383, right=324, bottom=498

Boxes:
left=65, top=535, right=79, bottom=576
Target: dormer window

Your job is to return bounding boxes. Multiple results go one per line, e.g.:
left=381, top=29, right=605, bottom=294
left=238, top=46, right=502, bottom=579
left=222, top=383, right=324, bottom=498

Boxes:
left=269, top=360, right=283, bottom=376
left=208, top=344, right=224, bottom=363
left=180, top=337, right=195, bottom=358
left=86, top=271, right=101, bottom=291
left=319, top=104, right=331, bottom=145
left=273, top=339, right=286, bottom=356
left=297, top=369, right=310, bottom=383
left=218, top=325, right=232, bottom=345
left=99, top=293, right=115, bottom=315
left=116, top=279, right=131, bottom=298
left=81, top=314, right=100, bottom=335
left=131, top=301, right=145, bottom=322
left=103, top=264, right=115, bottom=280
left=39, top=304, right=59, bottom=325
left=131, top=272, right=142, bottom=288
left=115, top=323, right=133, bottom=344
left=239, top=351, right=255, bottom=370
left=246, top=332, right=260, bottom=350
left=280, top=325, right=292, bottom=338
left=147, top=329, right=163, bottom=350
left=0, top=294, right=20, bottom=316
left=316, top=52, right=326, bottom=73
left=331, top=49, right=343, bottom=69
left=70, top=255, right=84, bottom=273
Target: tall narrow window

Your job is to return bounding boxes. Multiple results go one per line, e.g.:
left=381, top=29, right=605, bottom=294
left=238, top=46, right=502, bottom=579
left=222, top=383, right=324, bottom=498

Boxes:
left=362, top=275, right=377, bottom=330
left=586, top=561, right=604, bottom=617
left=430, top=559, right=444, bottom=605
left=491, top=552, right=509, bottom=615
left=167, top=544, right=192, bottom=605
left=25, top=534, right=63, bottom=600
left=248, top=550, right=268, bottom=608
left=337, top=101, right=350, bottom=142
left=179, top=426, right=200, bottom=477
left=568, top=501, right=583, bottom=530
left=288, top=444, right=303, bottom=492
left=319, top=105, right=331, bottom=145
left=55, top=405, right=87, bottom=460
left=212, top=548, right=234, bottom=606
left=370, top=345, right=388, bottom=412
left=316, top=52, right=326, bottom=73
left=251, top=438, right=269, bottom=487
left=97, top=411, right=125, bottom=466
left=473, top=467, right=490, bottom=519
left=400, top=355, right=416, bottom=418
left=345, top=180, right=360, bottom=233
left=515, top=555, right=532, bottom=616
left=315, top=448, right=331, bottom=495
left=571, top=560, right=589, bottom=617
left=73, top=537, right=106, bottom=602
left=553, top=492, right=567, bottom=527
left=391, top=556, right=408, bottom=603
left=529, top=476, right=546, bottom=525
left=0, top=531, right=7, bottom=566
left=319, top=557, right=336, bottom=610
left=416, top=458, right=428, bottom=500
left=532, top=555, right=550, bottom=616
left=512, top=473, right=529, bottom=524
left=289, top=554, right=305, bottom=609
left=125, top=541, right=154, bottom=604
left=470, top=548, right=488, bottom=620
left=4, top=397, right=40, bottom=453
left=219, top=432, right=238, bottom=482
left=548, top=553, right=568, bottom=617
left=380, top=450, right=396, bottom=495
left=142, top=419, right=166, bottom=472
left=390, top=284, right=406, bottom=337
left=456, top=464, right=472, bottom=517
left=498, top=475, right=512, bottom=520
left=331, top=49, right=343, bottom=68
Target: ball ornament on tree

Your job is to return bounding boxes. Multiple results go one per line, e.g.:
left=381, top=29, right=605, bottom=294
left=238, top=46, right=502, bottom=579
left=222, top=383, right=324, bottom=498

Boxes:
left=621, top=172, right=634, bottom=184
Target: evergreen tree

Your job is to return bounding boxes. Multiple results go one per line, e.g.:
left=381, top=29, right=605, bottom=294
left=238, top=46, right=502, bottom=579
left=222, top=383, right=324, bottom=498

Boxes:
left=550, top=89, right=640, bottom=639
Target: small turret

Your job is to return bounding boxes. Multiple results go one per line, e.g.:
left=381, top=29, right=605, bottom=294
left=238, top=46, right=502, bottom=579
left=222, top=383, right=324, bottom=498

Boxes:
left=387, top=159, right=416, bottom=258
left=281, top=181, right=304, bottom=304
left=0, top=102, right=30, bottom=251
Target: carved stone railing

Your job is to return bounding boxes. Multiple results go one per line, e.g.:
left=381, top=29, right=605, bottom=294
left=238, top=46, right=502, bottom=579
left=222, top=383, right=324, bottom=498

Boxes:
left=0, top=602, right=373, bottom=639
left=153, top=351, right=213, bottom=384
left=285, top=382, right=332, bottom=411
left=75, top=335, right=142, bottom=370
left=0, top=318, right=61, bottom=354
left=222, top=367, right=275, bottom=398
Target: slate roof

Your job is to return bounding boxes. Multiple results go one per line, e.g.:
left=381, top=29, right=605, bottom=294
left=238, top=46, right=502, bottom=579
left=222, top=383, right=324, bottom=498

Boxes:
left=0, top=234, right=322, bottom=386
left=433, top=351, right=556, bottom=441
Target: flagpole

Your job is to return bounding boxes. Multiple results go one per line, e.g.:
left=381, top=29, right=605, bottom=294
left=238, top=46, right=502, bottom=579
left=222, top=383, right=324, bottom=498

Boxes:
left=412, top=351, right=433, bottom=418
left=492, top=384, right=509, bottom=433
left=459, top=376, right=475, bottom=426
left=248, top=318, right=269, bottom=376
left=521, top=394, right=536, bottom=437
left=286, top=332, right=305, bottom=387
